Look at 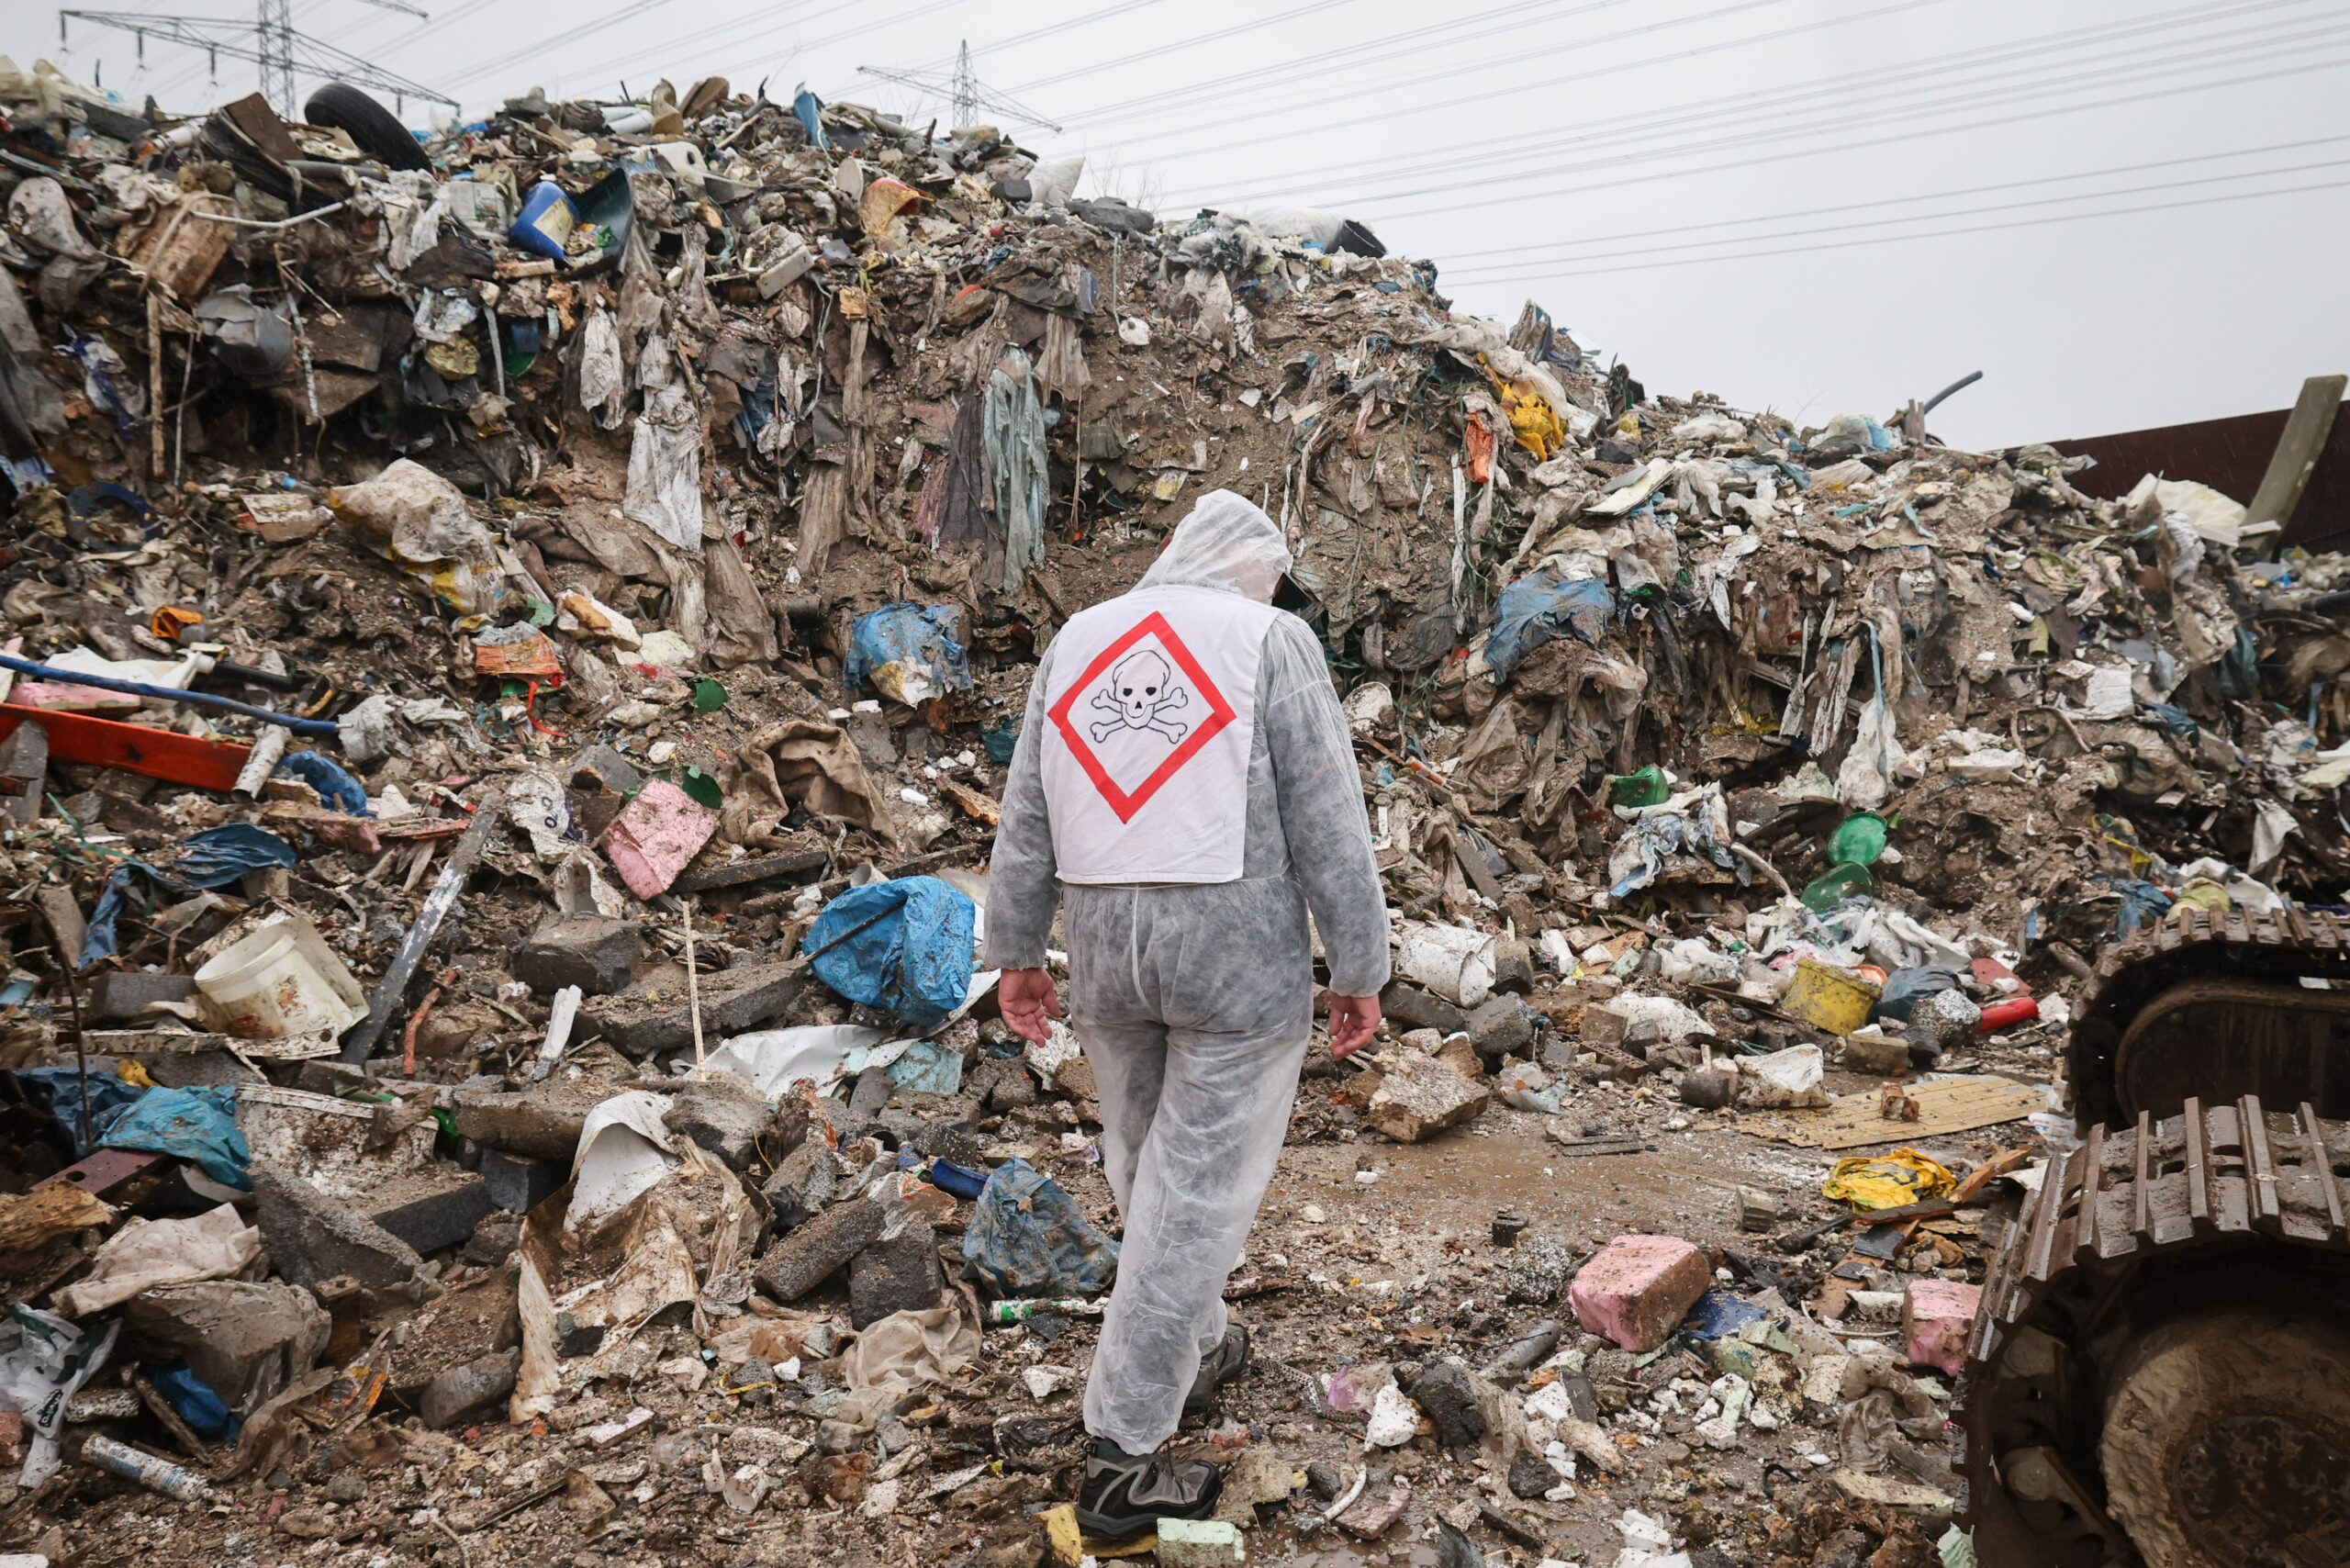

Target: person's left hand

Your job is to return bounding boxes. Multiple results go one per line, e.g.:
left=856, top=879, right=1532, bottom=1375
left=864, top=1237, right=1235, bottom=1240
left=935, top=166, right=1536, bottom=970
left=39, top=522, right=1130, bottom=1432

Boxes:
left=1326, top=993, right=1382, bottom=1058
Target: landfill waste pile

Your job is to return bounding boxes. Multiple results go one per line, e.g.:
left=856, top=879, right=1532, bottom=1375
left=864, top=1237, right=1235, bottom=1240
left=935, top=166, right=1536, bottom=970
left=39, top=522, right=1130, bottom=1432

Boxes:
left=2, top=53, right=2348, bottom=1568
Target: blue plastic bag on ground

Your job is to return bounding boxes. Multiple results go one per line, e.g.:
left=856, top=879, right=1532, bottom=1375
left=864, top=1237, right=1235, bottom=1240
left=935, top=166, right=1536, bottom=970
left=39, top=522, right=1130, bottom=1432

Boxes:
left=82, top=823, right=298, bottom=963
left=1486, top=568, right=1613, bottom=679
left=275, top=752, right=368, bottom=815
left=146, top=1361, right=241, bottom=1440
left=1679, top=1288, right=1768, bottom=1342
left=962, top=1157, right=1120, bottom=1300
left=804, top=876, right=977, bottom=1027
left=843, top=603, right=972, bottom=706
left=98, top=1086, right=249, bottom=1191
left=11, top=1067, right=146, bottom=1156
left=1871, top=966, right=1960, bottom=1025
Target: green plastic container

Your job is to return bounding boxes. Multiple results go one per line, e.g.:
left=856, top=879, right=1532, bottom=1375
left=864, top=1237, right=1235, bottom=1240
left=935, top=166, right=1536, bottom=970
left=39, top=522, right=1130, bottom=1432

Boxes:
left=1827, top=812, right=1888, bottom=867
left=1606, top=766, right=1671, bottom=808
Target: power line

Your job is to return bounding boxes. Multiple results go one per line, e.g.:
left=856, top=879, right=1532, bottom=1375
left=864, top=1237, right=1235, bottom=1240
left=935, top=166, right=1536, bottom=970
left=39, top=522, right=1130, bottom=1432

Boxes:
left=1441, top=172, right=2350, bottom=286
left=1370, top=33, right=2350, bottom=226
left=857, top=39, right=1062, bottom=132
left=996, top=0, right=1370, bottom=97
left=1179, top=0, right=2325, bottom=206
left=1441, top=152, right=2350, bottom=280
left=61, top=4, right=451, bottom=116
left=1055, top=0, right=1789, bottom=138
left=1439, top=133, right=2350, bottom=268
left=532, top=0, right=968, bottom=104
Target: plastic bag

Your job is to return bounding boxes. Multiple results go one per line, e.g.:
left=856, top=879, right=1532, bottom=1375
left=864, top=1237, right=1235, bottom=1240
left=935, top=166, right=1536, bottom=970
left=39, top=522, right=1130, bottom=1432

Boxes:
left=1871, top=966, right=1959, bottom=1024
left=53, top=1204, right=261, bottom=1317
left=962, top=1158, right=1120, bottom=1300
left=98, top=1085, right=250, bottom=1191
left=1822, top=1148, right=1956, bottom=1212
left=10, top=1066, right=145, bottom=1155
left=0, top=1305, right=119, bottom=1486
left=843, top=603, right=972, bottom=707
left=83, top=823, right=299, bottom=963
left=803, top=878, right=976, bottom=1028
left=1485, top=567, right=1613, bottom=680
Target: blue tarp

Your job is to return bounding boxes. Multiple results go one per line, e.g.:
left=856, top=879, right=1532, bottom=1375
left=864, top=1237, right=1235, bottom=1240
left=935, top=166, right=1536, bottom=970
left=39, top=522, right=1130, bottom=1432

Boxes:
left=1678, top=1288, right=1769, bottom=1342
left=12, top=1067, right=145, bottom=1156
left=962, top=1157, right=1120, bottom=1300
left=1486, top=568, right=1613, bottom=680
left=83, top=823, right=298, bottom=964
left=146, top=1362, right=241, bottom=1440
left=275, top=751, right=368, bottom=815
left=842, top=602, right=972, bottom=700
left=792, top=85, right=832, bottom=151
left=98, top=1086, right=249, bottom=1191
left=804, top=877, right=976, bottom=1027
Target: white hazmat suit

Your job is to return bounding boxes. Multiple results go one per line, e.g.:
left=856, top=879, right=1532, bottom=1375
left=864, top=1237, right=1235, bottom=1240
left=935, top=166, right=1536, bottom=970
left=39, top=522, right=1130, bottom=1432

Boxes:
left=986, top=490, right=1390, bottom=1453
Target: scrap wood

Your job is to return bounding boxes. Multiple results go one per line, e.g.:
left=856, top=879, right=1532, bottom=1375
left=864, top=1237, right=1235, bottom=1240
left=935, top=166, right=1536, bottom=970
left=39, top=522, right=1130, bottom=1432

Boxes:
left=1740, top=1075, right=2045, bottom=1149
left=1953, top=1145, right=2033, bottom=1202
left=935, top=778, right=1001, bottom=825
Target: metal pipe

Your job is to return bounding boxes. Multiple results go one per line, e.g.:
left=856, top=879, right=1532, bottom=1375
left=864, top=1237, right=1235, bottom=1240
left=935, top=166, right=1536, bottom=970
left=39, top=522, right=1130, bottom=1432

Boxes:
left=189, top=200, right=350, bottom=230
left=0, top=655, right=340, bottom=737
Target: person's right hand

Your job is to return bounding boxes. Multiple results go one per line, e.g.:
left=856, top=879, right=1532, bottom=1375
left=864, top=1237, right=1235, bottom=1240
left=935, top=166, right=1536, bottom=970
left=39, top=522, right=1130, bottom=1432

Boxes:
left=1326, top=993, right=1382, bottom=1059
left=998, top=967, right=1063, bottom=1046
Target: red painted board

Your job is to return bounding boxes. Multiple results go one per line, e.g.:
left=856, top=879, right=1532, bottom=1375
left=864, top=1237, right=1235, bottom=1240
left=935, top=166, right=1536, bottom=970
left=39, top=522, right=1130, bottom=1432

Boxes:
left=0, top=704, right=252, bottom=792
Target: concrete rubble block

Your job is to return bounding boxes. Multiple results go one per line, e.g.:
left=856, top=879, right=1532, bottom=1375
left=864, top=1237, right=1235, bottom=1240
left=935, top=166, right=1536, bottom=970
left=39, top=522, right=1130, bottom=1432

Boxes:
left=1337, top=1476, right=1412, bottom=1539
left=476, top=1148, right=567, bottom=1213
left=1405, top=1359, right=1487, bottom=1448
left=1505, top=1237, right=1575, bottom=1305
left=1379, top=980, right=1468, bottom=1036
left=420, top=1347, right=520, bottom=1428
left=122, top=1279, right=330, bottom=1411
left=251, top=1161, right=422, bottom=1290
left=848, top=1226, right=944, bottom=1328
left=1737, top=1187, right=1782, bottom=1233
left=1902, top=1279, right=1983, bottom=1376
left=514, top=913, right=643, bottom=997
left=754, top=1195, right=887, bottom=1302
left=763, top=1138, right=846, bottom=1227
left=1365, top=1051, right=1491, bottom=1143
left=353, top=1168, right=498, bottom=1255
left=1581, top=1005, right=1629, bottom=1047
left=583, top=958, right=814, bottom=1058
left=1466, top=992, right=1538, bottom=1064
left=1433, top=1034, right=1483, bottom=1081
left=1051, top=1054, right=1096, bottom=1103
left=599, top=778, right=720, bottom=899
left=452, top=1075, right=617, bottom=1160
left=1568, top=1234, right=1712, bottom=1353
left=84, top=969, right=200, bottom=1023
left=1155, top=1518, right=1247, bottom=1568
left=1491, top=934, right=1536, bottom=995
left=662, top=1073, right=773, bottom=1170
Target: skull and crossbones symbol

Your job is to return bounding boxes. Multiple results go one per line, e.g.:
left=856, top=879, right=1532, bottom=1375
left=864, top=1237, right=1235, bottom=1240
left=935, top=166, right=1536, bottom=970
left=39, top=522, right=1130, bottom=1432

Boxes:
left=1089, top=649, right=1192, bottom=744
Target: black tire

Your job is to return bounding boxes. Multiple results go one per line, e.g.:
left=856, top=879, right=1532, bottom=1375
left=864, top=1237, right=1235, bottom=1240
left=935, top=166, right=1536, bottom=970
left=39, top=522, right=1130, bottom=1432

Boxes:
left=303, top=83, right=431, bottom=171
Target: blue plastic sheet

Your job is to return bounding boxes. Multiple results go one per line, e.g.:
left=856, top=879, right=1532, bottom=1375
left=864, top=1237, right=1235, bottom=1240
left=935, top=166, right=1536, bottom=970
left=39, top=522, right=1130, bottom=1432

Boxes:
left=843, top=603, right=972, bottom=702
left=11, top=1067, right=145, bottom=1156
left=962, top=1157, right=1120, bottom=1299
left=804, top=877, right=976, bottom=1027
left=927, top=1159, right=990, bottom=1200
left=2105, top=877, right=2176, bottom=937
left=792, top=85, right=831, bottom=151
left=83, top=823, right=298, bottom=964
left=1871, top=966, right=1960, bottom=1025
left=1679, top=1289, right=1768, bottom=1342
left=98, top=1086, right=249, bottom=1192
left=887, top=1037, right=966, bottom=1095
left=146, top=1362, right=241, bottom=1440
left=275, top=751, right=368, bottom=815
left=1486, top=569, right=1614, bottom=680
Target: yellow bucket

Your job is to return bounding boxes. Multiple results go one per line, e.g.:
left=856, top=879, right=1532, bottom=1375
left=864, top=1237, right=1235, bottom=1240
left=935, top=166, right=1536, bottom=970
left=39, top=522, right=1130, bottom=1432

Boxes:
left=1782, top=958, right=1881, bottom=1036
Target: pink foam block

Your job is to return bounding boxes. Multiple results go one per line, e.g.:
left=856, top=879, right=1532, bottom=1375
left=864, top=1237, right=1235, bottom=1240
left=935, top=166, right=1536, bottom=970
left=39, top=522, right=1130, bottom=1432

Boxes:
left=1568, top=1234, right=1711, bottom=1353
left=600, top=778, right=719, bottom=898
left=1903, top=1279, right=1982, bottom=1376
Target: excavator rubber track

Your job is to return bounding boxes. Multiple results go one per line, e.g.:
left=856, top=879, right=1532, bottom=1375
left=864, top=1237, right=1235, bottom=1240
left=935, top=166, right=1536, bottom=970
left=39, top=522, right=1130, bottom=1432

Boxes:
left=1955, top=905, right=2350, bottom=1566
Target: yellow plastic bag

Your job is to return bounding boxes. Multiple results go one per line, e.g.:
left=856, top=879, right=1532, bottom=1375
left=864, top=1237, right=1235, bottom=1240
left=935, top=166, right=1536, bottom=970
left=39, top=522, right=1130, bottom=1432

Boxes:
left=1822, top=1148, right=1955, bottom=1212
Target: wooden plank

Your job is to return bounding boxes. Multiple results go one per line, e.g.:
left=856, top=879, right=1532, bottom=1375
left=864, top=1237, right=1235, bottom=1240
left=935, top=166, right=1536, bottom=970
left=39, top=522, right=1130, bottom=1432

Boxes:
left=0, top=703, right=251, bottom=791
left=1776, top=1081, right=2058, bottom=1151
left=2248, top=374, right=2347, bottom=554
left=673, top=846, right=829, bottom=893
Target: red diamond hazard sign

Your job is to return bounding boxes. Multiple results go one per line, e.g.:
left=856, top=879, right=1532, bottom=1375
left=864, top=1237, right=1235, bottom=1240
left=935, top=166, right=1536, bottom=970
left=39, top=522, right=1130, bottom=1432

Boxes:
left=1046, top=611, right=1237, bottom=823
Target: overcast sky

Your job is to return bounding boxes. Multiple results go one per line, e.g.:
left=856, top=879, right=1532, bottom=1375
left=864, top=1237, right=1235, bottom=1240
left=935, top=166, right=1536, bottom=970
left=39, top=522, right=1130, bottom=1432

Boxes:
left=33, top=0, right=2350, bottom=450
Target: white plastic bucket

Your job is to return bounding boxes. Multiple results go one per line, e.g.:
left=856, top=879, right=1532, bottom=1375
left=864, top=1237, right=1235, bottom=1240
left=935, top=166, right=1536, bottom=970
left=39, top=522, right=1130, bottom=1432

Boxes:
left=195, top=923, right=365, bottom=1039
left=1395, top=923, right=1498, bottom=1008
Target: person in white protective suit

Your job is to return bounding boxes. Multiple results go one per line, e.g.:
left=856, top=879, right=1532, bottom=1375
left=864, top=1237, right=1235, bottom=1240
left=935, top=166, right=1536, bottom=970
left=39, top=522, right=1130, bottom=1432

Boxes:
left=985, top=490, right=1390, bottom=1536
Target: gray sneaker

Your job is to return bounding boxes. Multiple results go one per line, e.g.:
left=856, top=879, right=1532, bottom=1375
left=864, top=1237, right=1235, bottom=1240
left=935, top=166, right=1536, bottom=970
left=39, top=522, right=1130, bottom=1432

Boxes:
left=1183, top=1325, right=1251, bottom=1417
left=1075, top=1437, right=1223, bottom=1538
